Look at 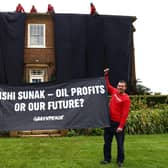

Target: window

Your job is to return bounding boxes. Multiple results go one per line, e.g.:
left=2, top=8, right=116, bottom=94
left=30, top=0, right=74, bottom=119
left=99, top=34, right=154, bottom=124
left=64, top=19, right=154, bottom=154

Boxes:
left=28, top=24, right=46, bottom=48
left=31, top=69, right=45, bottom=76
left=29, top=69, right=45, bottom=83
left=25, top=64, right=49, bottom=83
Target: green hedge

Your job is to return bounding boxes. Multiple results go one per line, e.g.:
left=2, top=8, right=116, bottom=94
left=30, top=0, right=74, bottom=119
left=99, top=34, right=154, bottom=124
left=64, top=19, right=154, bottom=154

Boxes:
left=66, top=128, right=104, bottom=137
left=126, top=107, right=168, bottom=134
left=66, top=106, right=168, bottom=136
left=130, top=95, right=168, bottom=110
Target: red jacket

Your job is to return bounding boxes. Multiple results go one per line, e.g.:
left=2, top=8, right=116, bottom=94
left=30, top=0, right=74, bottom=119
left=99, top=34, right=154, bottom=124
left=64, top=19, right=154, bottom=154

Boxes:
left=16, top=4, right=25, bottom=13
left=30, top=6, right=37, bottom=13
left=47, top=4, right=54, bottom=13
left=105, top=74, right=130, bottom=129
left=90, top=3, right=96, bottom=15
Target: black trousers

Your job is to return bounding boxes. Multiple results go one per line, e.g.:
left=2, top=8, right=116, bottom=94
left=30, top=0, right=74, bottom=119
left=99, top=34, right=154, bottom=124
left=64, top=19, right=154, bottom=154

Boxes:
left=103, top=121, right=125, bottom=163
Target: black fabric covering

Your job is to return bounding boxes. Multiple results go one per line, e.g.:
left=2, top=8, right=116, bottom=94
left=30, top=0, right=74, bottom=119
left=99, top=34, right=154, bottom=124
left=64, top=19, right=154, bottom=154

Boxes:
left=54, top=14, right=87, bottom=82
left=0, top=14, right=6, bottom=83
left=103, top=16, right=133, bottom=86
left=126, top=25, right=134, bottom=93
left=0, top=13, right=26, bottom=84
left=86, top=15, right=105, bottom=77
left=54, top=14, right=134, bottom=86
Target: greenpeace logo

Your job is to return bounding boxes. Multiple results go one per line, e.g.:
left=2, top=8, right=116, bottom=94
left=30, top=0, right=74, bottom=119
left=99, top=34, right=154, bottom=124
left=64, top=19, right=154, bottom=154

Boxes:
left=33, top=115, right=64, bottom=122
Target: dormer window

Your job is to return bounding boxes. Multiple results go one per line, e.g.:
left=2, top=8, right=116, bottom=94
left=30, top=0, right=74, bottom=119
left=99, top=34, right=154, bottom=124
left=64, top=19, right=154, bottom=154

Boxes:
left=28, top=24, right=46, bottom=48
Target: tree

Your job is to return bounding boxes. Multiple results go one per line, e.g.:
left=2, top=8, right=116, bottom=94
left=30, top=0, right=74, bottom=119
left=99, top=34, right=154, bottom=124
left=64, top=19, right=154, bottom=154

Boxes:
left=135, top=79, right=152, bottom=95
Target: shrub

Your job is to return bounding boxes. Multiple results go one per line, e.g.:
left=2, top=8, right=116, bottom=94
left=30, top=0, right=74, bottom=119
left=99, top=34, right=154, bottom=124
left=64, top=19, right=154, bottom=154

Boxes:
left=66, top=128, right=104, bottom=136
left=130, top=95, right=168, bottom=110
left=86, top=128, right=104, bottom=136
left=126, top=108, right=168, bottom=134
left=66, top=129, right=78, bottom=137
left=130, top=95, right=147, bottom=110
left=0, top=131, right=9, bottom=137
left=146, top=95, right=168, bottom=107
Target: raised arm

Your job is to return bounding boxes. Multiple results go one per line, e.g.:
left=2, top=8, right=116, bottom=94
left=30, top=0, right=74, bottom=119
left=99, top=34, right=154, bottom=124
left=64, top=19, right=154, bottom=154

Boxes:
left=104, top=68, right=115, bottom=95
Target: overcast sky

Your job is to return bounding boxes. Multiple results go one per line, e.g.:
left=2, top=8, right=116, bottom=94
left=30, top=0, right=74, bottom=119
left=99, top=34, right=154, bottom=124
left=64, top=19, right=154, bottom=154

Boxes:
left=0, top=0, right=168, bottom=94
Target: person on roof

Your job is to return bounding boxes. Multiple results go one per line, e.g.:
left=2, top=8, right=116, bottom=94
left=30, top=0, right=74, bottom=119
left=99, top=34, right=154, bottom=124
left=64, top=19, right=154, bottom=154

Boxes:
left=47, top=4, right=55, bottom=14
left=16, top=3, right=25, bottom=13
left=30, top=5, right=37, bottom=13
left=90, top=2, right=98, bottom=15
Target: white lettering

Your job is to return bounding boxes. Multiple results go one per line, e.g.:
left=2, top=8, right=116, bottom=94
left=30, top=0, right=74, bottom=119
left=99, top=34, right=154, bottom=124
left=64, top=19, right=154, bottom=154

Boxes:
left=33, top=115, right=64, bottom=122
left=17, top=90, right=45, bottom=100
left=47, top=99, right=84, bottom=110
left=14, top=103, right=26, bottom=112
left=0, top=92, right=16, bottom=100
left=70, top=85, right=105, bottom=96
left=28, top=102, right=45, bottom=111
left=55, top=88, right=69, bottom=98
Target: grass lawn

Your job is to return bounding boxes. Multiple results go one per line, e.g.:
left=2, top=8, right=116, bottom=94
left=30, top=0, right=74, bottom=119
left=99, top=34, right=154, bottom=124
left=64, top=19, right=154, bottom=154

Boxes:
left=0, top=134, right=167, bottom=168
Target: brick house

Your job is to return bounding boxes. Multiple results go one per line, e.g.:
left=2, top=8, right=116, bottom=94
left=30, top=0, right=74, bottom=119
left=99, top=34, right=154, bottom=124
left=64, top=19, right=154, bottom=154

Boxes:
left=9, top=13, right=136, bottom=137
left=10, top=13, right=67, bottom=137
left=24, top=13, right=55, bottom=84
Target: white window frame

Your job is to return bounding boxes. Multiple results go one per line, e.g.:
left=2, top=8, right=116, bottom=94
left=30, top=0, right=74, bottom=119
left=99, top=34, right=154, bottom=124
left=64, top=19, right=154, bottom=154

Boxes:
left=28, top=24, right=46, bottom=48
left=30, top=76, right=44, bottom=83
left=29, top=69, right=45, bottom=83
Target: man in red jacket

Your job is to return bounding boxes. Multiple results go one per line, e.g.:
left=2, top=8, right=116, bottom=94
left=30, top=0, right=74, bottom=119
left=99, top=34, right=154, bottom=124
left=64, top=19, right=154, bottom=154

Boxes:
left=90, top=2, right=98, bottom=15
left=47, top=4, right=55, bottom=14
left=30, top=5, right=37, bottom=13
left=101, top=68, right=131, bottom=167
left=16, top=3, right=25, bottom=13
